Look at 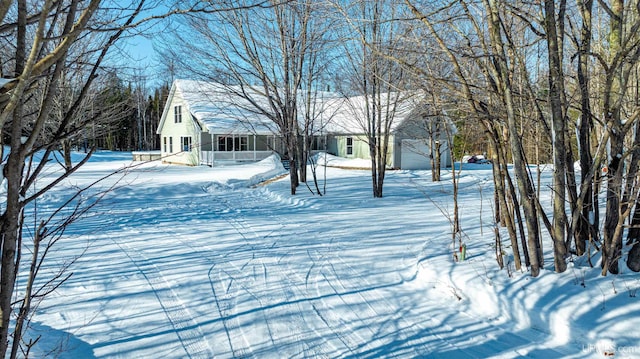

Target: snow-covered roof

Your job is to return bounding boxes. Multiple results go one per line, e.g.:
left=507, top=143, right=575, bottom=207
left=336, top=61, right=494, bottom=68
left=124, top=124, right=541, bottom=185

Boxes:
left=321, top=92, right=424, bottom=134
left=160, top=79, right=446, bottom=136
left=174, top=80, right=278, bottom=136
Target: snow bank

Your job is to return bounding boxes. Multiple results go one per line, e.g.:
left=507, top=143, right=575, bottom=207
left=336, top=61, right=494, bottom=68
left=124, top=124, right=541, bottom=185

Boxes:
left=314, top=152, right=371, bottom=168
left=226, top=154, right=287, bottom=188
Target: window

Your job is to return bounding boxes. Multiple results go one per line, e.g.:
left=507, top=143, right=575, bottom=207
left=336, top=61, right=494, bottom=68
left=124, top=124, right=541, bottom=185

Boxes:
left=312, top=136, right=326, bottom=151
left=218, top=136, right=228, bottom=151
left=236, top=136, right=248, bottom=151
left=346, top=137, right=353, bottom=155
left=181, top=136, right=192, bottom=152
left=169, top=137, right=173, bottom=153
left=174, top=106, right=182, bottom=123
left=217, top=135, right=248, bottom=151
left=267, top=136, right=276, bottom=151
left=163, top=137, right=167, bottom=152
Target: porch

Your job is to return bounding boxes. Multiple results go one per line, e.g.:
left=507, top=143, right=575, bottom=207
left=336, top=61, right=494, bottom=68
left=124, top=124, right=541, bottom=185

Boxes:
left=199, top=150, right=274, bottom=166
left=199, top=132, right=282, bottom=166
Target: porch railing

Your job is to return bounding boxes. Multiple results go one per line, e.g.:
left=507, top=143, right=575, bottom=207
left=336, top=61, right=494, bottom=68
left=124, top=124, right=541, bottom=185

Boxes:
left=200, top=150, right=274, bottom=166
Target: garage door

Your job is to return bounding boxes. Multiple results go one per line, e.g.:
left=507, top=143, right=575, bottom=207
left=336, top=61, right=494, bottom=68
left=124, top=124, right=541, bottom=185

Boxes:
left=401, top=139, right=431, bottom=170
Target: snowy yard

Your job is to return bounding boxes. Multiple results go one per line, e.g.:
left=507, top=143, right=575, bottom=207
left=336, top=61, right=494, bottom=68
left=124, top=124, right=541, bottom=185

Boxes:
left=26, top=153, right=640, bottom=358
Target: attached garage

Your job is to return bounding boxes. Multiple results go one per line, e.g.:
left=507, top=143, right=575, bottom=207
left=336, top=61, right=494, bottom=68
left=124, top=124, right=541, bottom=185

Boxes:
left=393, top=112, right=454, bottom=170
left=328, top=114, right=455, bottom=170
left=401, top=139, right=432, bottom=170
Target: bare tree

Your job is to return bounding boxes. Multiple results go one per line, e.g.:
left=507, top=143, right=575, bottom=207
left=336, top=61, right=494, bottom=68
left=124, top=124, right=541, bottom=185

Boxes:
left=541, top=0, right=570, bottom=273
left=160, top=0, right=333, bottom=195
left=597, top=0, right=640, bottom=275
left=333, top=0, right=415, bottom=198
left=0, top=1, right=250, bottom=355
left=0, top=2, right=156, bottom=355
left=405, top=0, right=549, bottom=275
left=567, top=0, right=640, bottom=274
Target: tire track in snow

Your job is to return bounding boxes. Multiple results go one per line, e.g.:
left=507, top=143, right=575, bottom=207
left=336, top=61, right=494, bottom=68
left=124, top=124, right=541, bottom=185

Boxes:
left=303, top=244, right=367, bottom=355
left=201, top=186, right=343, bottom=358
left=111, top=239, right=214, bottom=359
left=213, top=192, right=278, bottom=357
left=155, top=229, right=264, bottom=359
left=146, top=185, right=283, bottom=357
left=229, top=187, right=370, bottom=357
left=202, top=184, right=489, bottom=358
left=104, top=182, right=507, bottom=358
left=215, top=193, right=314, bottom=357
left=310, top=254, right=428, bottom=357
left=154, top=207, right=266, bottom=357
left=206, top=264, right=236, bottom=356
left=80, top=188, right=217, bottom=358
left=212, top=266, right=257, bottom=358
left=246, top=188, right=402, bottom=358
left=312, top=253, right=483, bottom=358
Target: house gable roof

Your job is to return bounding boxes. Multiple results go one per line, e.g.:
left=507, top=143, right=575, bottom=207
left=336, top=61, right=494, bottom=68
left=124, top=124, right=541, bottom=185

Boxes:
left=156, top=83, right=177, bottom=135
left=394, top=103, right=458, bottom=138
left=157, top=80, right=278, bottom=136
left=321, top=92, right=423, bottom=135
left=157, top=79, right=452, bottom=137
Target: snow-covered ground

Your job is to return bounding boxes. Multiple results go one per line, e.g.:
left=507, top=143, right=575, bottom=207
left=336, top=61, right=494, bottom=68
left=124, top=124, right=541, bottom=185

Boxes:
left=23, top=152, right=640, bottom=358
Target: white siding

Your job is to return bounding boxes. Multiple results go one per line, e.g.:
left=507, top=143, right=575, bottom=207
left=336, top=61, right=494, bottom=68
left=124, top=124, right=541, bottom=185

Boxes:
left=401, top=139, right=431, bottom=170
left=400, top=139, right=451, bottom=170
left=160, top=89, right=200, bottom=165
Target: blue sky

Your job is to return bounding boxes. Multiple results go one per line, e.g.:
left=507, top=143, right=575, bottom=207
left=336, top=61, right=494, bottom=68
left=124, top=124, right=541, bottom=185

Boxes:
left=114, top=2, right=173, bottom=87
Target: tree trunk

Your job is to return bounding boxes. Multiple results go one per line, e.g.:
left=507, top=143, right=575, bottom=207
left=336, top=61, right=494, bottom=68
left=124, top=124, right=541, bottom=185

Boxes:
left=0, top=111, right=26, bottom=356
left=602, top=131, right=624, bottom=274
left=486, top=0, right=542, bottom=276
left=10, top=221, right=43, bottom=359
left=487, top=123, right=522, bottom=270
left=370, top=142, right=381, bottom=197
left=566, top=0, right=599, bottom=259
left=298, top=138, right=307, bottom=184
left=601, top=0, right=624, bottom=275
left=287, top=131, right=299, bottom=195
left=627, top=186, right=640, bottom=271
left=62, top=139, right=73, bottom=171
left=544, top=0, right=568, bottom=273
left=622, top=120, right=640, bottom=271
left=0, top=0, right=27, bottom=349
left=433, top=140, right=441, bottom=181
left=628, top=240, right=640, bottom=272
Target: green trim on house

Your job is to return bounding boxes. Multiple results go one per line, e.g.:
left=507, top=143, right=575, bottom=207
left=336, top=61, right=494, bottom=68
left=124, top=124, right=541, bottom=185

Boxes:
left=334, top=135, right=365, bottom=158
left=332, top=135, right=394, bottom=167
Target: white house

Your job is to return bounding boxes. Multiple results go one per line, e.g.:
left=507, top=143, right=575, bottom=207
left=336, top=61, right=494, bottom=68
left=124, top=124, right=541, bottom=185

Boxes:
left=156, top=79, right=454, bottom=169
left=157, top=80, right=282, bottom=166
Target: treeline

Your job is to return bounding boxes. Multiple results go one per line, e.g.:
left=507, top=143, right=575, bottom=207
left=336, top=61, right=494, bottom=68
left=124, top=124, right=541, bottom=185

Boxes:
left=85, top=75, right=168, bottom=152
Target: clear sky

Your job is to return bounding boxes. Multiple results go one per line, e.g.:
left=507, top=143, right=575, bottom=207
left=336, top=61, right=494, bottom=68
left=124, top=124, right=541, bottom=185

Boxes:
left=113, top=2, right=174, bottom=89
